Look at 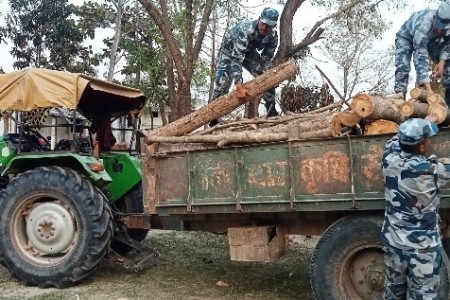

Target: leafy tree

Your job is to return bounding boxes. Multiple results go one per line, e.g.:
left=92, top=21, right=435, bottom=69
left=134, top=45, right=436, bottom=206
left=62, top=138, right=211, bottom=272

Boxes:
left=319, top=2, right=395, bottom=99
left=2, top=0, right=104, bottom=75
left=137, top=0, right=215, bottom=121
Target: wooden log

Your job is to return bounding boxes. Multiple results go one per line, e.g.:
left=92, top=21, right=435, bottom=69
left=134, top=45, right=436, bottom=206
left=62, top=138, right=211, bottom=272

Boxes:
left=144, top=59, right=298, bottom=140
left=399, top=100, right=428, bottom=118
left=144, top=131, right=288, bottom=147
left=364, top=119, right=399, bottom=135
left=288, top=113, right=336, bottom=139
left=351, top=93, right=402, bottom=122
left=217, top=132, right=287, bottom=147
left=428, top=105, right=450, bottom=125
left=331, top=111, right=361, bottom=135
left=410, top=88, right=429, bottom=103
left=427, top=93, right=445, bottom=106
left=296, top=128, right=334, bottom=140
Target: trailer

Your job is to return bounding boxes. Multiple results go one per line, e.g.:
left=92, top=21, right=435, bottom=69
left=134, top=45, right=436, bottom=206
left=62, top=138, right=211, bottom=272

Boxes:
left=142, top=126, right=450, bottom=299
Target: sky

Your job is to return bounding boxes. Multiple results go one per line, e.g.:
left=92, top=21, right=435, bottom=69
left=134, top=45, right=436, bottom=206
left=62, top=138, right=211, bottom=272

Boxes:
left=0, top=1, right=440, bottom=84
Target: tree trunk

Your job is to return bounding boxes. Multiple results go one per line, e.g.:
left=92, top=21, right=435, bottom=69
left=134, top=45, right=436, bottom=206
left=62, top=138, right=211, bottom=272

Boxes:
left=171, top=81, right=192, bottom=120
left=351, top=93, right=402, bottom=123
left=145, top=60, right=297, bottom=138
left=107, top=0, right=123, bottom=81
left=245, top=100, right=259, bottom=119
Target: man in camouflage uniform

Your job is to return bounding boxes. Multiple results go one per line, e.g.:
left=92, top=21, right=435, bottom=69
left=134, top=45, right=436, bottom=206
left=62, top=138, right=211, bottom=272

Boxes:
left=209, top=7, right=279, bottom=127
left=395, top=3, right=450, bottom=104
left=381, top=117, right=450, bottom=299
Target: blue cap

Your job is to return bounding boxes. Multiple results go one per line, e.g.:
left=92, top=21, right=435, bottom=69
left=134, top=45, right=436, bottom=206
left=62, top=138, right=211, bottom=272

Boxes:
left=435, top=3, right=450, bottom=30
left=260, top=7, right=279, bottom=27
left=398, top=118, right=439, bottom=145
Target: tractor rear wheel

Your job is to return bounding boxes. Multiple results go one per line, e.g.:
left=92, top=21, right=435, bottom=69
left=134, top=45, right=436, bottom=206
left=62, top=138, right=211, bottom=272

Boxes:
left=0, top=166, right=113, bottom=288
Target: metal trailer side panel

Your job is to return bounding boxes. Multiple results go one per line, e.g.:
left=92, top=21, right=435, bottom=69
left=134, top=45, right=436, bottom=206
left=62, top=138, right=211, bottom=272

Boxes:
left=142, top=129, right=450, bottom=216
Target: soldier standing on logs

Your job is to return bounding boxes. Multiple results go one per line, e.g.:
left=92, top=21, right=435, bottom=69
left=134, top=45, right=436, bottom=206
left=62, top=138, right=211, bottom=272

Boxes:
left=208, top=7, right=280, bottom=127
left=395, top=3, right=450, bottom=103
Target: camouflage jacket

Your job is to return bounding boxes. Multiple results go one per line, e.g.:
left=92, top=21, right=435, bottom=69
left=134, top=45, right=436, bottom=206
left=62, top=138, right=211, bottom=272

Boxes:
left=396, top=9, right=450, bottom=85
left=219, top=20, right=278, bottom=84
left=381, top=135, right=450, bottom=251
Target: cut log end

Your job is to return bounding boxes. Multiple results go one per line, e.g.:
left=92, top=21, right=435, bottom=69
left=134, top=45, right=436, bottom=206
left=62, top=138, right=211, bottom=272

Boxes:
left=351, top=94, right=374, bottom=118
left=410, top=88, right=429, bottom=102
left=365, top=119, right=399, bottom=135
left=428, top=105, right=448, bottom=124
left=331, top=111, right=360, bottom=136
left=400, top=101, right=414, bottom=117
left=427, top=93, right=445, bottom=106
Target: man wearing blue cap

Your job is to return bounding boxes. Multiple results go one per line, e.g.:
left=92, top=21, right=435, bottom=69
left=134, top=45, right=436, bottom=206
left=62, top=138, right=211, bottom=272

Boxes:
left=395, top=3, right=450, bottom=103
left=208, top=7, right=279, bottom=127
left=381, top=117, right=450, bottom=299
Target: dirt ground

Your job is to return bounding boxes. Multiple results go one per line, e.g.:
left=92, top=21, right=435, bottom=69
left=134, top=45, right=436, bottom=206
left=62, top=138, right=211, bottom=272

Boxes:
left=0, top=231, right=317, bottom=300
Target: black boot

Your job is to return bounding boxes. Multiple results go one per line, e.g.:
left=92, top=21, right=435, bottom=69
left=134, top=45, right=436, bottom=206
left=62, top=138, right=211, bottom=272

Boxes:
left=445, top=88, right=450, bottom=107
left=266, top=102, right=279, bottom=117
left=209, top=119, right=219, bottom=127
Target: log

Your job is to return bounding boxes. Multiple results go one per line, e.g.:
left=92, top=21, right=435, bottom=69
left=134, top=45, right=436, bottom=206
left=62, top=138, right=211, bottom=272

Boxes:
left=428, top=105, right=450, bottom=125
left=144, top=131, right=288, bottom=147
left=399, top=100, right=428, bottom=118
left=331, top=111, right=361, bottom=135
left=144, top=59, right=298, bottom=139
left=427, top=93, right=445, bottom=106
left=410, top=88, right=429, bottom=103
left=287, top=113, right=336, bottom=139
left=364, top=119, right=399, bottom=135
left=351, top=93, right=402, bottom=122
left=288, top=127, right=334, bottom=140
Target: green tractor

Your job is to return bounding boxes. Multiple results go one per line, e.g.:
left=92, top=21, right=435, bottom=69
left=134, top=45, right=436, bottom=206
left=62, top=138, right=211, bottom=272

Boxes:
left=0, top=68, right=156, bottom=288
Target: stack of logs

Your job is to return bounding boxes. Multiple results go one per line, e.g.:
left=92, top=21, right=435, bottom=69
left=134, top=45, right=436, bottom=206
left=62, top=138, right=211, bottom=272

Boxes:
left=144, top=88, right=449, bottom=148
left=142, top=58, right=446, bottom=148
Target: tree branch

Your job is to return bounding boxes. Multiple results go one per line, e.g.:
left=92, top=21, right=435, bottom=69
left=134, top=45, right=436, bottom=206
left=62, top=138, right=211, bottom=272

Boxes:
left=138, top=0, right=186, bottom=81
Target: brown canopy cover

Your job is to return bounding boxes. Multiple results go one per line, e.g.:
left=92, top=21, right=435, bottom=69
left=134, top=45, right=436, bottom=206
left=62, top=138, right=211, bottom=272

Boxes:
left=0, top=68, right=146, bottom=118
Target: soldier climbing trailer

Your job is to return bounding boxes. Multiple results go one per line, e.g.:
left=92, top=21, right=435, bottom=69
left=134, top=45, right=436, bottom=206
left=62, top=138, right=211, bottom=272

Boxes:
left=142, top=125, right=450, bottom=299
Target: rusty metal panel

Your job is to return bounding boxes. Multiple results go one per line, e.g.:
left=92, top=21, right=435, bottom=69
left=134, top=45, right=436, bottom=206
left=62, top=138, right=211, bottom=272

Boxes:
left=156, top=156, right=189, bottom=205
left=241, top=145, right=290, bottom=204
left=190, top=149, right=238, bottom=205
left=293, top=140, right=352, bottom=196
left=351, top=138, right=385, bottom=196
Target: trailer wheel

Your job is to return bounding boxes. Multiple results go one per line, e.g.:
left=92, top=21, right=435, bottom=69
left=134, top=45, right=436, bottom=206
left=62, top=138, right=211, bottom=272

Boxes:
left=111, top=182, right=149, bottom=255
left=0, top=166, right=113, bottom=288
left=310, top=215, right=449, bottom=300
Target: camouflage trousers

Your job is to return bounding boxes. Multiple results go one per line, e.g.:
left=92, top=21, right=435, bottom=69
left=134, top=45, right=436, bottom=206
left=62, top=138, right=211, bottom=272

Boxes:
left=210, top=50, right=276, bottom=111
left=395, top=36, right=450, bottom=94
left=383, top=244, right=441, bottom=300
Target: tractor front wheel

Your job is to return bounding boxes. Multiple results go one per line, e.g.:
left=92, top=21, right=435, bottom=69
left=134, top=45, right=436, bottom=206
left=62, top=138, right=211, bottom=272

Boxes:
left=0, top=167, right=113, bottom=288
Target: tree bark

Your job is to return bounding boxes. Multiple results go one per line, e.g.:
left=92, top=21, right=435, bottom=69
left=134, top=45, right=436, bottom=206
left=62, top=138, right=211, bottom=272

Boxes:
left=145, top=59, right=297, bottom=138
left=351, top=93, right=402, bottom=123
